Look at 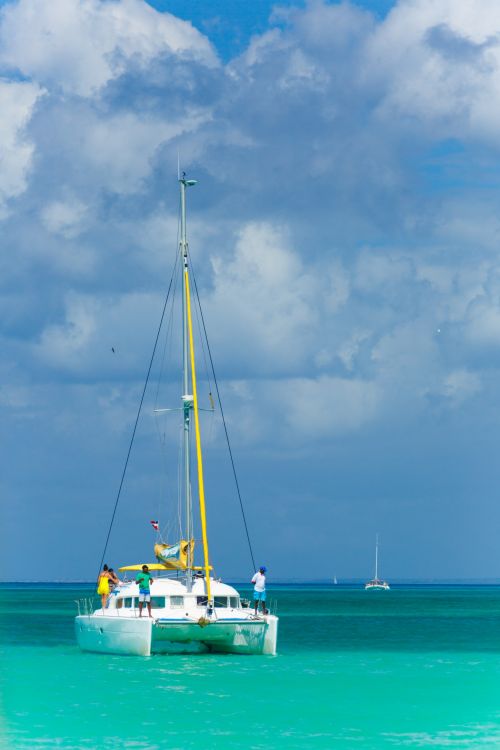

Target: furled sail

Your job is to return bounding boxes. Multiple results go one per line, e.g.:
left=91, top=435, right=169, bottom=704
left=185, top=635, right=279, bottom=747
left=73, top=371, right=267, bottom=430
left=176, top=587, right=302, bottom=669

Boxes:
left=118, top=540, right=195, bottom=572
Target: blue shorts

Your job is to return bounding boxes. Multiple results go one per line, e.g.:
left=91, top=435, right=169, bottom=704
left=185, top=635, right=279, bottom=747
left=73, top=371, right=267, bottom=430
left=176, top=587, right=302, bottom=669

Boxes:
left=253, top=590, right=266, bottom=602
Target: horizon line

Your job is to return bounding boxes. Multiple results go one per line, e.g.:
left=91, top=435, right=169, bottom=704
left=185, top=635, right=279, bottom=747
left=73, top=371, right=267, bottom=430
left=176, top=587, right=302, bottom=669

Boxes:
left=1, top=578, right=500, bottom=585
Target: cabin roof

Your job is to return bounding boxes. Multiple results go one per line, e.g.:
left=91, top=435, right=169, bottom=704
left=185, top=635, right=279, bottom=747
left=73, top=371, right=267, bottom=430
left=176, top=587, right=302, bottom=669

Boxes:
left=115, top=578, right=239, bottom=597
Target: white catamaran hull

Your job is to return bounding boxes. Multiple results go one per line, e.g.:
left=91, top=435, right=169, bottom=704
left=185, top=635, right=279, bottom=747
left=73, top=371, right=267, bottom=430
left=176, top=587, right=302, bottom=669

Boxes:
left=75, top=614, right=278, bottom=656
left=75, top=615, right=153, bottom=656
left=364, top=583, right=390, bottom=591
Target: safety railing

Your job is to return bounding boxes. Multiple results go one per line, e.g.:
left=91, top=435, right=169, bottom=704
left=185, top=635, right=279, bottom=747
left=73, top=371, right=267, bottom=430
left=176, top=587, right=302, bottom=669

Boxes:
left=75, top=598, right=97, bottom=616
left=240, top=597, right=277, bottom=616
left=267, top=598, right=278, bottom=616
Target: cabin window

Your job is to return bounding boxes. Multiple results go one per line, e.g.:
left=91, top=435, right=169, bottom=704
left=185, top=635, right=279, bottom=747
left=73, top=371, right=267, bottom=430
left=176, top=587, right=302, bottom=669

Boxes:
left=124, top=597, right=133, bottom=608
left=170, top=596, right=184, bottom=608
left=214, top=596, right=227, bottom=608
left=229, top=597, right=239, bottom=609
left=150, top=596, right=166, bottom=609
left=116, top=598, right=123, bottom=609
left=197, top=596, right=208, bottom=606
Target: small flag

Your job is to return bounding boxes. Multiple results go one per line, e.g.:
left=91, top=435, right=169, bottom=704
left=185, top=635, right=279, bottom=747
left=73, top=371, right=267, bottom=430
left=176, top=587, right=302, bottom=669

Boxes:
left=150, top=520, right=159, bottom=531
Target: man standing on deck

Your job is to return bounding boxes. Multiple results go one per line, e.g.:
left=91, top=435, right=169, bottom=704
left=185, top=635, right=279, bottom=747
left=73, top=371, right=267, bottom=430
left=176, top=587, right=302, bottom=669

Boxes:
left=136, top=564, right=154, bottom=618
left=251, top=566, right=268, bottom=616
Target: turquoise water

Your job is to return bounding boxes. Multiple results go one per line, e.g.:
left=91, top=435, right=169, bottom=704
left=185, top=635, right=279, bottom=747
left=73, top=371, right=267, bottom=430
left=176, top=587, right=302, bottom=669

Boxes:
left=1, top=585, right=500, bottom=749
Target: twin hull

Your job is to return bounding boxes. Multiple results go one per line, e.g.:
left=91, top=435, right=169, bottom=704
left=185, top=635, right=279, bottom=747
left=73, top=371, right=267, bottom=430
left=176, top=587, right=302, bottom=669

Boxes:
left=75, top=614, right=278, bottom=656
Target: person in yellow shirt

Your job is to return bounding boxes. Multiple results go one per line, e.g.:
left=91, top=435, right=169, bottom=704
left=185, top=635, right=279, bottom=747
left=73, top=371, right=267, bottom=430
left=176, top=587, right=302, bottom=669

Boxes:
left=96, top=564, right=119, bottom=609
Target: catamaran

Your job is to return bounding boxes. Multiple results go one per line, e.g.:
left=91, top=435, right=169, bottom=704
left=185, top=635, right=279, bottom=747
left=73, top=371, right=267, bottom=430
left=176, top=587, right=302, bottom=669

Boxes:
left=364, top=534, right=390, bottom=591
left=75, top=176, right=278, bottom=656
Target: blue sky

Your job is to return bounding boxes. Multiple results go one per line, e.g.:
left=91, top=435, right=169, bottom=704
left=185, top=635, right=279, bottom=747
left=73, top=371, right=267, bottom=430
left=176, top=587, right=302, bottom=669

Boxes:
left=146, top=1, right=395, bottom=59
left=2, top=0, right=500, bottom=581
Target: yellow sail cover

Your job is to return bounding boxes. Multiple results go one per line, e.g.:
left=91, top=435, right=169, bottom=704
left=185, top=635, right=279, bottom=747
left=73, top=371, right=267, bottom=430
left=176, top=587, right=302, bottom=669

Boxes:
left=154, top=539, right=193, bottom=570
left=118, top=540, right=194, bottom=572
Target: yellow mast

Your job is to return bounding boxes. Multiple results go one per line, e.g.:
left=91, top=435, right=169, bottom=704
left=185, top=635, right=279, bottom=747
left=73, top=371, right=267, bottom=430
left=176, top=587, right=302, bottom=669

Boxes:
left=184, top=267, right=212, bottom=603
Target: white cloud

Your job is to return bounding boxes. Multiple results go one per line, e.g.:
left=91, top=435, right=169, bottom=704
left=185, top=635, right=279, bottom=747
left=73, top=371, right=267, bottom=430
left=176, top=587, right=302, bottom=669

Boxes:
left=78, top=108, right=211, bottom=194
left=37, top=294, right=98, bottom=368
left=337, top=330, right=370, bottom=372
left=441, top=369, right=482, bottom=404
left=218, top=373, right=381, bottom=446
left=278, top=48, right=330, bottom=93
left=0, top=78, right=43, bottom=216
left=463, top=293, right=500, bottom=348
left=202, top=222, right=354, bottom=377
left=354, top=251, right=414, bottom=292
left=239, top=28, right=285, bottom=69
left=365, top=0, right=500, bottom=143
left=41, top=196, right=89, bottom=239
left=371, top=319, right=441, bottom=393
left=0, top=0, right=218, bottom=97
left=273, top=374, right=381, bottom=438
left=34, top=290, right=170, bottom=377
left=205, top=222, right=319, bottom=372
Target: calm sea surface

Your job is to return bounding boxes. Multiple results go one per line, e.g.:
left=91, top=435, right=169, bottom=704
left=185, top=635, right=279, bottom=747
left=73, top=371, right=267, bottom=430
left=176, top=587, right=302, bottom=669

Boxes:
left=1, top=584, right=500, bottom=749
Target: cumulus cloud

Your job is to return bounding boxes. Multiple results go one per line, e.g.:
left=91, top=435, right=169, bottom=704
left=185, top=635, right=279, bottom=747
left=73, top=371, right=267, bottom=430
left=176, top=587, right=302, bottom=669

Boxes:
left=0, top=0, right=218, bottom=96
left=41, top=196, right=89, bottom=239
left=460, top=272, right=500, bottom=352
left=203, top=221, right=369, bottom=381
left=205, top=222, right=319, bottom=373
left=440, top=368, right=482, bottom=404
left=0, top=79, right=43, bottom=216
left=365, top=0, right=500, bottom=143
left=271, top=374, right=381, bottom=437
left=76, top=108, right=211, bottom=194
left=35, top=291, right=166, bottom=376
left=36, top=293, right=98, bottom=368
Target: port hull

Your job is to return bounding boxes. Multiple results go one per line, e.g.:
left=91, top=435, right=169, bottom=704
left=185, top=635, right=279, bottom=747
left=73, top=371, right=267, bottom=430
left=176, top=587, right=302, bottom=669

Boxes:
left=75, top=615, right=152, bottom=656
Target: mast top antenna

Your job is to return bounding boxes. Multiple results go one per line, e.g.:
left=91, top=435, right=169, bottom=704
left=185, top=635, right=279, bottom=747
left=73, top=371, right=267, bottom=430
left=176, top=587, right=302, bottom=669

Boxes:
left=179, top=170, right=197, bottom=187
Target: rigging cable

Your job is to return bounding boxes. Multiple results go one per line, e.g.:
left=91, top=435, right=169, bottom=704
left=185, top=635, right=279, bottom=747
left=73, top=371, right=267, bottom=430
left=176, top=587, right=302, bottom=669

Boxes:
left=188, top=254, right=257, bottom=571
left=96, top=261, right=178, bottom=581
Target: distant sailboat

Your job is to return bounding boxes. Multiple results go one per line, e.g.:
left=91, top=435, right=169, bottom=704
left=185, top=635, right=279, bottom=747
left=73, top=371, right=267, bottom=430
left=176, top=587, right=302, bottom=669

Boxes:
left=333, top=575, right=338, bottom=585
left=365, top=534, right=390, bottom=591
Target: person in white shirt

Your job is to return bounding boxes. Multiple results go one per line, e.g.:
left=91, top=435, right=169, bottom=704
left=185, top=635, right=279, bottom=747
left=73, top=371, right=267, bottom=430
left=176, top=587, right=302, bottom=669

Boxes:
left=251, top=566, right=267, bottom=615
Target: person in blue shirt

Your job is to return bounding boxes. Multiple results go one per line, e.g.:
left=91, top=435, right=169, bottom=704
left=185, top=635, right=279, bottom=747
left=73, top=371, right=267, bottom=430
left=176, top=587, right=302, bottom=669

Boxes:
left=136, top=564, right=155, bottom=618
